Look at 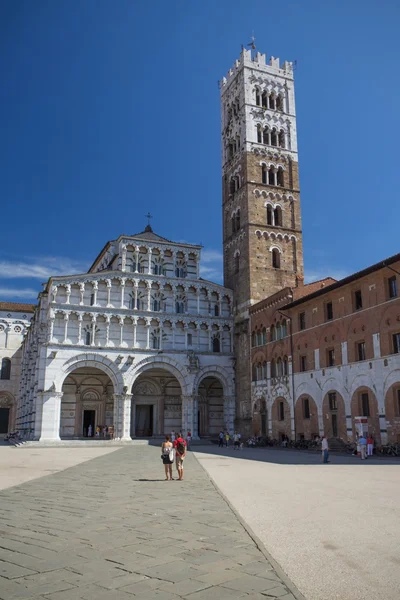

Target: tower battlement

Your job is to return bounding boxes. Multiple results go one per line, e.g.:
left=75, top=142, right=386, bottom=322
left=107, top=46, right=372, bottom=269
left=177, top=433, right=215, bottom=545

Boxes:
left=220, top=48, right=294, bottom=89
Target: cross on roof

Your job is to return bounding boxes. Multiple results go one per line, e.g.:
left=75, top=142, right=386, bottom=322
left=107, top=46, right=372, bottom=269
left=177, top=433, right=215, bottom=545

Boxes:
left=145, top=212, right=153, bottom=226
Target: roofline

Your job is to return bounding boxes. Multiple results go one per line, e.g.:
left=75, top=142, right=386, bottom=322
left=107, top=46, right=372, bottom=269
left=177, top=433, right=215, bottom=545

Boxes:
left=284, top=251, right=400, bottom=310
left=0, top=303, right=36, bottom=313
left=88, top=241, right=112, bottom=272
left=115, top=233, right=202, bottom=250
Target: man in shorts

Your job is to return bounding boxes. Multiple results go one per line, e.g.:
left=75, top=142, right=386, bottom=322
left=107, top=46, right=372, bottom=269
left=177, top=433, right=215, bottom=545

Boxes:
left=173, top=433, right=187, bottom=481
left=233, top=431, right=240, bottom=450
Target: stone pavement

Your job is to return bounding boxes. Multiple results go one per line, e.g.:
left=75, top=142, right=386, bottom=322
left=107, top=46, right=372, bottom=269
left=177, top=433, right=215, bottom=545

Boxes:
left=0, top=446, right=301, bottom=600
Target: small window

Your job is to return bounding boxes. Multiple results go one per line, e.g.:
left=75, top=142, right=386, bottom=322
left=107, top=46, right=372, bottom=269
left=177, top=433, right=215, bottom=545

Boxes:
left=85, top=331, right=91, bottom=346
left=393, top=333, right=400, bottom=354
left=279, top=401, right=284, bottom=421
left=389, top=276, right=398, bottom=299
left=328, top=392, right=337, bottom=411
left=90, top=293, right=95, bottom=306
left=300, top=355, right=307, bottom=372
left=235, top=254, right=240, bottom=273
left=266, top=204, right=273, bottom=225
left=303, top=397, right=310, bottom=419
left=327, top=348, right=335, bottom=367
left=262, top=165, right=267, bottom=184
left=0, top=358, right=11, bottom=380
left=354, top=290, right=363, bottom=311
left=361, top=392, right=370, bottom=417
left=212, top=337, right=220, bottom=353
left=274, top=206, right=282, bottom=226
left=357, top=341, right=366, bottom=361
left=299, top=312, right=306, bottom=331
left=272, top=248, right=280, bottom=269
left=326, top=302, right=333, bottom=321
left=153, top=336, right=160, bottom=350
left=187, top=333, right=193, bottom=346
left=277, top=167, right=284, bottom=187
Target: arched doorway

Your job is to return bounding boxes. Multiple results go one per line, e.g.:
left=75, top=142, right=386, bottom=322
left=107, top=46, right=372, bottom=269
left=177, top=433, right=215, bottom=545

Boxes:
left=322, top=391, right=346, bottom=440
left=131, top=368, right=182, bottom=437
left=385, top=381, right=400, bottom=443
left=271, top=396, right=291, bottom=441
left=0, top=393, right=14, bottom=438
left=295, top=394, right=319, bottom=440
left=351, top=386, right=380, bottom=444
left=197, top=376, right=224, bottom=437
left=252, top=397, right=267, bottom=436
left=61, top=367, right=114, bottom=438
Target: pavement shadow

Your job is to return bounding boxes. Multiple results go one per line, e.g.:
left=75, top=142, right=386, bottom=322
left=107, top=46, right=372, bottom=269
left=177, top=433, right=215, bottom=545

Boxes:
left=192, top=445, right=400, bottom=466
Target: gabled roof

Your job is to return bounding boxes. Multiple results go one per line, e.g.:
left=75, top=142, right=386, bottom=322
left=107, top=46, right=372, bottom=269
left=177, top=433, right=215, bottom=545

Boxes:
left=129, top=228, right=174, bottom=243
left=0, top=302, right=36, bottom=314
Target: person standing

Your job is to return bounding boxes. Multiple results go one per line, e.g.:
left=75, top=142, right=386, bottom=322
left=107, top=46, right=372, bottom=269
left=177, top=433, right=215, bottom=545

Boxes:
left=171, top=430, right=176, bottom=443
left=173, top=433, right=187, bottom=481
left=367, top=434, right=374, bottom=457
left=88, top=424, right=93, bottom=438
left=321, top=435, right=329, bottom=463
left=218, top=431, right=224, bottom=447
left=233, top=431, right=240, bottom=450
left=161, top=435, right=174, bottom=480
left=186, top=430, right=192, bottom=450
left=359, top=434, right=367, bottom=460
left=225, top=431, right=230, bottom=447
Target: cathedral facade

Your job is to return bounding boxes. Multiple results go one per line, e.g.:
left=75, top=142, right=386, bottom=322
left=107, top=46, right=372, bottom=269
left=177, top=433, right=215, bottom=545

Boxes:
left=15, top=228, right=235, bottom=441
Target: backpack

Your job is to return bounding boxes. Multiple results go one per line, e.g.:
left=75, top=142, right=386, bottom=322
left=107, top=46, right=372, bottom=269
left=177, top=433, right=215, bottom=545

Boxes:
left=177, top=440, right=185, bottom=455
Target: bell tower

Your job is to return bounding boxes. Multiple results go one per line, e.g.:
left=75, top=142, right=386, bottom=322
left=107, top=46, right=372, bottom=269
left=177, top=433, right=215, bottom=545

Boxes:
left=220, top=48, right=304, bottom=433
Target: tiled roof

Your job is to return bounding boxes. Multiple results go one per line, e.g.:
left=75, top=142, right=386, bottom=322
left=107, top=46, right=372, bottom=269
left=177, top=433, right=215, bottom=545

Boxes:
left=292, top=278, right=337, bottom=300
left=0, top=302, right=36, bottom=314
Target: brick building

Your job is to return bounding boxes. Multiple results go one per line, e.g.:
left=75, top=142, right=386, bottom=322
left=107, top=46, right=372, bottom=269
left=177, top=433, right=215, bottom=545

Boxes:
left=250, top=254, right=400, bottom=445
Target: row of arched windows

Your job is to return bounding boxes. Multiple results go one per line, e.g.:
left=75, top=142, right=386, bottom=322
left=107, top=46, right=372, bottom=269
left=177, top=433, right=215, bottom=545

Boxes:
left=252, top=362, right=268, bottom=381
left=262, top=165, right=284, bottom=187
left=255, top=90, right=284, bottom=112
left=0, top=358, right=11, bottom=380
left=252, top=320, right=288, bottom=346
left=257, top=125, right=285, bottom=148
left=271, top=356, right=289, bottom=377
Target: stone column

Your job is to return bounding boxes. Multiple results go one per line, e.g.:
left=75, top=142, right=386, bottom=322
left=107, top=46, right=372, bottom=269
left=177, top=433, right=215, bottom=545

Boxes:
left=135, top=247, right=139, bottom=273
left=208, top=328, right=212, bottom=352
left=133, top=283, right=138, bottom=310
left=119, top=316, right=125, bottom=346
left=39, top=391, right=63, bottom=442
left=91, top=281, right=98, bottom=306
left=172, top=322, right=176, bottom=349
left=145, top=319, right=150, bottom=349
left=314, top=349, right=320, bottom=371
left=181, top=396, right=196, bottom=439
left=196, top=289, right=200, bottom=314
left=159, top=323, right=163, bottom=350
left=91, top=314, right=97, bottom=346
left=121, top=393, right=132, bottom=440
left=106, top=279, right=112, bottom=307
left=77, top=314, right=83, bottom=345
left=51, top=285, right=58, bottom=303
left=223, top=396, right=235, bottom=434
left=133, top=318, right=137, bottom=348
left=146, top=281, right=152, bottom=311
left=74, top=390, right=82, bottom=437
left=105, top=316, right=111, bottom=346
left=341, top=341, right=348, bottom=365
left=63, top=311, right=70, bottom=343
left=65, top=284, right=71, bottom=305
left=373, top=333, right=381, bottom=358
left=120, top=278, right=126, bottom=309
left=79, top=283, right=85, bottom=305
left=121, top=245, right=127, bottom=272
left=147, top=248, right=153, bottom=274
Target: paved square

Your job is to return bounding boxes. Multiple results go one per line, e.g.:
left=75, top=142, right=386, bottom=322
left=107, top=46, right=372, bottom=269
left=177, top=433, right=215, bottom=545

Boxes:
left=195, top=446, right=400, bottom=600
left=0, top=446, right=299, bottom=600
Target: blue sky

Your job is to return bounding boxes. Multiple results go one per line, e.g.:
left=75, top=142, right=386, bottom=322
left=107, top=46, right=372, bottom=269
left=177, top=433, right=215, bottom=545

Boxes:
left=1, top=0, right=399, bottom=302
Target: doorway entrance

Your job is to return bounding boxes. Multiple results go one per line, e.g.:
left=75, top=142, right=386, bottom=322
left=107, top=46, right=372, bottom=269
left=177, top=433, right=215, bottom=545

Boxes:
left=135, top=405, right=153, bottom=437
left=332, top=413, right=338, bottom=438
left=0, top=408, right=9, bottom=434
left=83, top=410, right=95, bottom=437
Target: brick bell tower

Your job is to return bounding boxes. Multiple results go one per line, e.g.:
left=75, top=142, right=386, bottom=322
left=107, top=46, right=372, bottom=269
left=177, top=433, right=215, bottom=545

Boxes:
left=220, top=47, right=304, bottom=434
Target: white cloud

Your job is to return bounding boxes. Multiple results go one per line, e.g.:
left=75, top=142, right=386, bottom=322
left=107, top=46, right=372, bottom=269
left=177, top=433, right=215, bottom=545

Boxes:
left=0, top=287, right=39, bottom=299
left=200, top=248, right=223, bottom=283
left=0, top=256, right=89, bottom=280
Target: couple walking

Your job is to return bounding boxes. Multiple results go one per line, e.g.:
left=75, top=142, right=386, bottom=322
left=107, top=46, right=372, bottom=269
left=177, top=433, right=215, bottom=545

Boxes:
left=161, top=433, right=187, bottom=481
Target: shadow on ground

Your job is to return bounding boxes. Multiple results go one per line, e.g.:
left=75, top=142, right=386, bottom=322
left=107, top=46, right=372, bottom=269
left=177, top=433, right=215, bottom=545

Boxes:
left=191, top=445, right=400, bottom=466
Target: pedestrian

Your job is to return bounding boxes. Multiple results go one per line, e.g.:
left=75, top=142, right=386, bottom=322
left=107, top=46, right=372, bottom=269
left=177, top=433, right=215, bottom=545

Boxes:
left=186, top=430, right=192, bottom=450
left=321, top=435, right=329, bottom=463
left=225, top=431, right=230, bottom=447
left=95, top=426, right=100, bottom=438
left=218, top=430, right=224, bottom=447
left=171, top=430, right=176, bottom=443
left=233, top=431, right=240, bottom=450
left=359, top=434, right=367, bottom=460
left=173, top=433, right=187, bottom=481
left=88, top=424, right=93, bottom=438
left=367, top=434, right=374, bottom=457
left=161, top=435, right=174, bottom=480
left=103, top=425, right=108, bottom=439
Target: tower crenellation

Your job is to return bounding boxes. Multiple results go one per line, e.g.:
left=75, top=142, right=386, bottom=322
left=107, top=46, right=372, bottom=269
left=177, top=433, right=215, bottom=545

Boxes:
left=221, top=46, right=304, bottom=433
